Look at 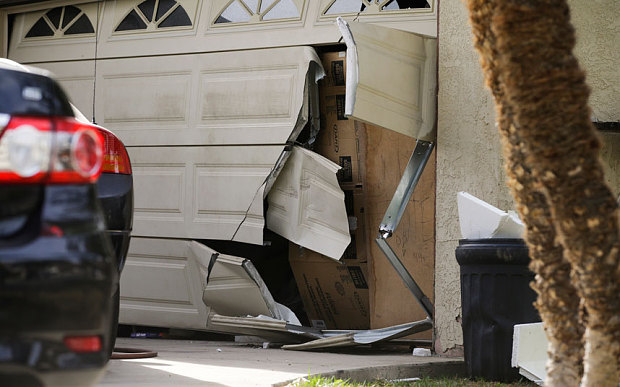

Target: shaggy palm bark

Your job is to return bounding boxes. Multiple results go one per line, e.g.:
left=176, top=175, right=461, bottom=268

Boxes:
left=470, top=0, right=620, bottom=385
left=465, top=1, right=583, bottom=385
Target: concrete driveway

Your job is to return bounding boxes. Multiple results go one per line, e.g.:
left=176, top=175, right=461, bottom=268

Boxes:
left=98, top=338, right=464, bottom=386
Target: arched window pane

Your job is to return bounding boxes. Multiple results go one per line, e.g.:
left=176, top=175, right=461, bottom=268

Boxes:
left=381, top=0, right=429, bottom=9
left=260, top=0, right=277, bottom=13
left=61, top=5, right=81, bottom=28
left=138, top=0, right=156, bottom=21
left=325, top=0, right=364, bottom=14
left=25, top=17, right=54, bottom=37
left=46, top=7, right=62, bottom=29
left=156, top=0, right=177, bottom=21
left=216, top=1, right=251, bottom=23
left=263, top=0, right=299, bottom=20
left=243, top=0, right=259, bottom=13
left=159, top=6, right=192, bottom=28
left=116, top=9, right=147, bottom=31
left=65, top=13, right=95, bottom=34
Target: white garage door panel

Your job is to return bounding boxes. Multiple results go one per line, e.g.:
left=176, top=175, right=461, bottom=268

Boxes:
left=120, top=237, right=213, bottom=330
left=267, top=146, right=350, bottom=260
left=130, top=145, right=284, bottom=244
left=102, top=73, right=192, bottom=124
left=95, top=46, right=323, bottom=146
left=200, top=71, right=295, bottom=120
left=28, top=60, right=95, bottom=120
left=337, top=18, right=437, bottom=142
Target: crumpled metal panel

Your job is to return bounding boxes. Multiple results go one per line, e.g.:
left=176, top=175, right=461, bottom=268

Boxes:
left=203, top=253, right=300, bottom=325
left=266, top=146, right=351, bottom=260
left=337, top=17, right=437, bottom=142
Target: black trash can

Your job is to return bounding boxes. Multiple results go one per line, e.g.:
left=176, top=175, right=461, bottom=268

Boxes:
left=455, top=238, right=541, bottom=382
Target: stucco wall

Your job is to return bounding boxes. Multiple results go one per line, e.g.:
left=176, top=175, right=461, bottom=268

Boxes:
left=435, top=0, right=620, bottom=354
left=571, top=0, right=620, bottom=195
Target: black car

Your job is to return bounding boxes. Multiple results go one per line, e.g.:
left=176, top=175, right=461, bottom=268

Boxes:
left=0, top=59, right=132, bottom=386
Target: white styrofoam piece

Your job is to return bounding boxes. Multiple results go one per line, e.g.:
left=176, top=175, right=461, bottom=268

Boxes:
left=412, top=348, right=431, bottom=357
left=267, top=146, right=351, bottom=260
left=457, top=191, right=525, bottom=239
left=512, top=322, right=547, bottom=385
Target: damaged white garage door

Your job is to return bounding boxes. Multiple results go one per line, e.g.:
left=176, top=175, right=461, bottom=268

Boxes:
left=117, top=46, right=324, bottom=245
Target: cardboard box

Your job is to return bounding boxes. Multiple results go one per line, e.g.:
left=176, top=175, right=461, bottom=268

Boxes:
left=364, top=123, right=435, bottom=338
left=315, top=52, right=366, bottom=187
left=320, top=51, right=347, bottom=92
left=289, top=242, right=370, bottom=330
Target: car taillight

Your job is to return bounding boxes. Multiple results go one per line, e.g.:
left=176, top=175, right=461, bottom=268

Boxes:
left=0, top=116, right=103, bottom=184
left=98, top=128, right=131, bottom=175
left=63, top=335, right=102, bottom=353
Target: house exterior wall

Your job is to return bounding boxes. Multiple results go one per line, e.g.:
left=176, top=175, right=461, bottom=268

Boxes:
left=435, top=0, right=620, bottom=354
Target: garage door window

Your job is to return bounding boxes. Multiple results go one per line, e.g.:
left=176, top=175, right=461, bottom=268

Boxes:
left=323, top=0, right=430, bottom=15
left=214, top=0, right=302, bottom=24
left=25, top=5, right=95, bottom=38
left=115, top=0, right=192, bottom=31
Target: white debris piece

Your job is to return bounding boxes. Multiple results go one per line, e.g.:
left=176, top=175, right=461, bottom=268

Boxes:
left=512, top=322, right=547, bottom=385
left=457, top=192, right=524, bottom=239
left=412, top=348, right=431, bottom=357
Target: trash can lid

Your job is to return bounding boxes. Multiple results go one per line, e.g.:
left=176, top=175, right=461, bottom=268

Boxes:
left=456, top=238, right=530, bottom=265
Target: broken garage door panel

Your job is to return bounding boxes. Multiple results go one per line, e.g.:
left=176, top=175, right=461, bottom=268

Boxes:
left=336, top=17, right=437, bottom=142
left=207, top=314, right=324, bottom=344
left=206, top=314, right=432, bottom=350
left=129, top=145, right=283, bottom=245
left=282, top=318, right=433, bottom=351
left=119, top=238, right=215, bottom=330
left=286, top=63, right=323, bottom=146
left=203, top=253, right=300, bottom=325
left=94, top=46, right=324, bottom=147
left=267, top=146, right=351, bottom=260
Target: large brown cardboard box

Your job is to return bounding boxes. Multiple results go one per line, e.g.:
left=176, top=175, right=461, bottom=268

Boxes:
left=315, top=51, right=365, bottom=188
left=320, top=51, right=347, bottom=92
left=289, top=243, right=370, bottom=330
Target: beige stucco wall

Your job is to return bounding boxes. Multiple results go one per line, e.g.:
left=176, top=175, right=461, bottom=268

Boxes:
left=571, top=0, right=620, bottom=194
left=435, top=0, right=620, bottom=354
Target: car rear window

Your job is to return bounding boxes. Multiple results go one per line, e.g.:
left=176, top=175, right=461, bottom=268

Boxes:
left=0, top=68, right=73, bottom=117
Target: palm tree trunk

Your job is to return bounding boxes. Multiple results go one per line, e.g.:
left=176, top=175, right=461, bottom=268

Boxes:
left=465, top=0, right=620, bottom=385
left=465, top=1, right=584, bottom=384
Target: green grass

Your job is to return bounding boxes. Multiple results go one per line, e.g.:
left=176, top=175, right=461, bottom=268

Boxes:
left=287, top=375, right=537, bottom=387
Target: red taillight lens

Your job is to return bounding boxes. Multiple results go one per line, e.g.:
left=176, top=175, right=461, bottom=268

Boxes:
left=0, top=116, right=52, bottom=183
left=99, top=128, right=131, bottom=175
left=0, top=116, right=104, bottom=184
left=63, top=336, right=102, bottom=353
